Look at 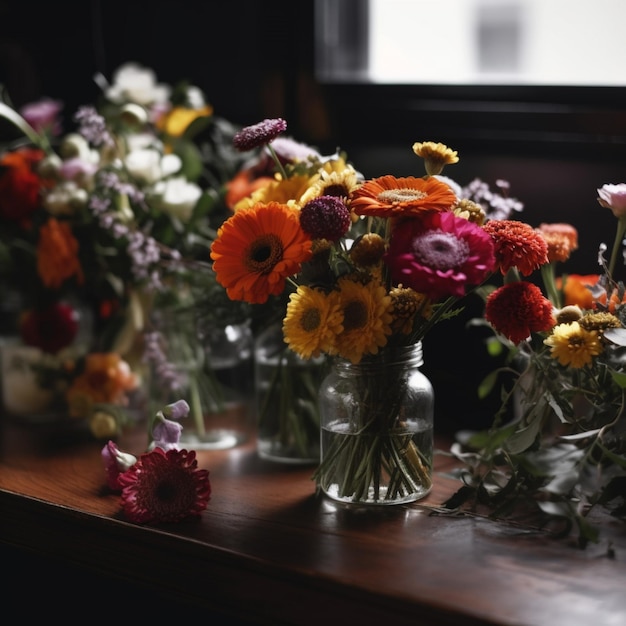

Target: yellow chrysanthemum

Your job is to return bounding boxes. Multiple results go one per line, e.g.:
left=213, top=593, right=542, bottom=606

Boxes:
left=543, top=321, right=603, bottom=368
left=389, top=286, right=432, bottom=334
left=453, top=198, right=486, bottom=225
left=333, top=277, right=393, bottom=364
left=299, top=162, right=361, bottom=206
left=283, top=286, right=343, bottom=359
left=412, top=141, right=459, bottom=176
left=233, top=174, right=312, bottom=211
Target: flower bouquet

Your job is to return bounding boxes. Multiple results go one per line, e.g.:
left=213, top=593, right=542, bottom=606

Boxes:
left=445, top=184, right=626, bottom=545
left=0, top=62, right=247, bottom=438
left=211, top=121, right=532, bottom=501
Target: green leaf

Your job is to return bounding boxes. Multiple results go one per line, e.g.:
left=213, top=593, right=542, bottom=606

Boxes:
left=610, top=368, right=626, bottom=388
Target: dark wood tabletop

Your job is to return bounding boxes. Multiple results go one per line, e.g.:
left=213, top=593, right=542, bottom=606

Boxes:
left=1, top=415, right=625, bottom=625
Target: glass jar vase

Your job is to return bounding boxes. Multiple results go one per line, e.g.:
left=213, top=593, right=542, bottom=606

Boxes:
left=147, top=311, right=253, bottom=450
left=254, top=322, right=327, bottom=464
left=314, top=342, right=434, bottom=505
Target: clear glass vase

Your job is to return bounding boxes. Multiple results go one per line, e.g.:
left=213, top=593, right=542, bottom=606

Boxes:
left=315, top=342, right=434, bottom=505
left=254, top=323, right=327, bottom=464
left=147, top=311, right=253, bottom=450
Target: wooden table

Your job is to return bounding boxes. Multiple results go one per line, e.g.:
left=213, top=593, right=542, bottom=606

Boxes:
left=1, top=415, right=625, bottom=625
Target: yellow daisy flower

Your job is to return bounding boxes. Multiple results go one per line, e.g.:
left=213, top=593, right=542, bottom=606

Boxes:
left=283, top=286, right=343, bottom=359
left=333, top=277, right=393, bottom=364
left=543, top=321, right=603, bottom=368
left=299, top=161, right=361, bottom=206
left=412, top=141, right=459, bottom=176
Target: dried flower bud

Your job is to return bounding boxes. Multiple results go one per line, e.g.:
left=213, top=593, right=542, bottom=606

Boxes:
left=233, top=118, right=287, bottom=151
left=349, top=233, right=386, bottom=267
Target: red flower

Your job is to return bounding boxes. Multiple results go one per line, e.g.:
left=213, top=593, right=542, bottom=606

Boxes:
left=18, top=302, right=79, bottom=353
left=0, top=147, right=46, bottom=224
left=483, top=219, right=549, bottom=276
left=118, top=447, right=211, bottom=524
left=485, top=281, right=555, bottom=344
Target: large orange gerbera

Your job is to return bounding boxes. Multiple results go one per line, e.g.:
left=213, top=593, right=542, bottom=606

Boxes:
left=210, top=201, right=313, bottom=304
left=36, top=218, right=84, bottom=288
left=350, top=175, right=456, bottom=218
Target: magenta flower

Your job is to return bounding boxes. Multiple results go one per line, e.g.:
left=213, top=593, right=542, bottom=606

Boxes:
left=19, top=98, right=63, bottom=135
left=384, top=211, right=495, bottom=300
left=233, top=118, right=287, bottom=151
left=101, top=440, right=137, bottom=491
left=300, top=195, right=351, bottom=241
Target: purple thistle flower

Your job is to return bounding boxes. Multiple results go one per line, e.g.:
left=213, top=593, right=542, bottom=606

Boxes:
left=233, top=118, right=287, bottom=151
left=300, top=195, right=352, bottom=242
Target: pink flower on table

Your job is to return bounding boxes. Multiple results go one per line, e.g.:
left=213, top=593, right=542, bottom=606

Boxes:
left=101, top=440, right=137, bottom=491
left=118, top=447, right=211, bottom=524
left=597, top=183, right=626, bottom=219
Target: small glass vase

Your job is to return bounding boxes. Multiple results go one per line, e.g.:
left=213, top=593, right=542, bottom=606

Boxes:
left=254, top=323, right=327, bottom=464
left=147, top=312, right=253, bottom=450
left=314, top=342, right=434, bottom=505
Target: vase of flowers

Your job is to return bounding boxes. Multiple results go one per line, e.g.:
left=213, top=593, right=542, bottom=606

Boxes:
left=0, top=61, right=248, bottom=439
left=444, top=185, right=626, bottom=546
left=316, top=341, right=433, bottom=504
left=211, top=120, right=503, bottom=492
left=254, top=321, right=326, bottom=463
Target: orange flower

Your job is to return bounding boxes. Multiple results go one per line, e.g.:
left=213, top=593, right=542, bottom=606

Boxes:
left=483, top=219, right=549, bottom=275
left=350, top=175, right=456, bottom=218
left=66, top=352, right=138, bottom=419
left=557, top=274, right=626, bottom=312
left=36, top=218, right=84, bottom=288
left=0, top=147, right=46, bottom=224
left=210, top=201, right=313, bottom=304
left=225, top=170, right=274, bottom=211
left=536, top=223, right=578, bottom=263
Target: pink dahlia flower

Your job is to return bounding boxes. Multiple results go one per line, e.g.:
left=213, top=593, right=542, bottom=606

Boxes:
left=384, top=211, right=495, bottom=300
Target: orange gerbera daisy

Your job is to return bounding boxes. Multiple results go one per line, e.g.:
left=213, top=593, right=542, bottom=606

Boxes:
left=36, top=217, right=84, bottom=288
left=210, top=201, right=313, bottom=304
left=483, top=219, right=549, bottom=276
left=350, top=175, right=456, bottom=218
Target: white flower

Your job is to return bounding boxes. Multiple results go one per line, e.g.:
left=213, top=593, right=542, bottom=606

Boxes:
left=124, top=148, right=181, bottom=184
left=151, top=176, right=202, bottom=222
left=105, top=62, right=171, bottom=106
left=597, top=183, right=626, bottom=219
left=43, top=180, right=89, bottom=215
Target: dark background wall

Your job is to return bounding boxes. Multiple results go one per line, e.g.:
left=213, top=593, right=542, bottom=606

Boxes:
left=2, top=0, right=626, bottom=431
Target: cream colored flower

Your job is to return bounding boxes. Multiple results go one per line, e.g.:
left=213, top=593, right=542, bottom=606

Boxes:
left=125, top=148, right=181, bottom=184
left=150, top=176, right=203, bottom=222
left=105, top=62, right=171, bottom=106
left=597, top=183, right=626, bottom=219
